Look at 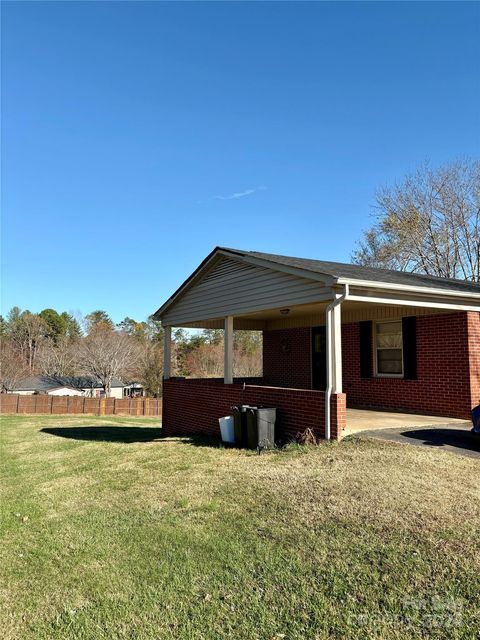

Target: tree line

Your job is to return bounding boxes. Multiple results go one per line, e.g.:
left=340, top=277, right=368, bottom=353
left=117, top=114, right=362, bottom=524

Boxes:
left=0, top=307, right=262, bottom=396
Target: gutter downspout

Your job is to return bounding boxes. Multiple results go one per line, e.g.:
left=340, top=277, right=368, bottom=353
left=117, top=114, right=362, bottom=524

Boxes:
left=325, top=284, right=349, bottom=440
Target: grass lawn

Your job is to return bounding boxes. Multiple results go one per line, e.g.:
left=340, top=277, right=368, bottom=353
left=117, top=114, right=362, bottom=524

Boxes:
left=1, top=414, right=479, bottom=639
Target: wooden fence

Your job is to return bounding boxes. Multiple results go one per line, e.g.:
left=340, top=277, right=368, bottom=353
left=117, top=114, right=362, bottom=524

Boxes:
left=0, top=394, right=162, bottom=417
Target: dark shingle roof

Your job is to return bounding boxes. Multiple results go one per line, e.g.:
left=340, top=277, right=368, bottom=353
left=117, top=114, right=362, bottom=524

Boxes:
left=10, top=376, right=125, bottom=392
left=221, top=248, right=480, bottom=294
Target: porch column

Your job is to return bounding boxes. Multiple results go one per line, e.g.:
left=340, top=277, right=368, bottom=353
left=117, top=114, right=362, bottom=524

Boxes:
left=332, top=303, right=342, bottom=392
left=163, top=326, right=171, bottom=380
left=224, top=316, right=233, bottom=384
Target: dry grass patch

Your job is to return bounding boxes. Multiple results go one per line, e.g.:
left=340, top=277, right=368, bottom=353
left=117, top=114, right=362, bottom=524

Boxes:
left=1, top=414, right=479, bottom=639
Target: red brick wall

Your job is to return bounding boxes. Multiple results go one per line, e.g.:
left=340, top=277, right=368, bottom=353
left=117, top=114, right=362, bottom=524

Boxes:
left=343, top=312, right=473, bottom=419
left=162, top=378, right=346, bottom=441
left=263, top=328, right=312, bottom=389
left=467, top=312, right=480, bottom=409
left=262, top=312, right=478, bottom=419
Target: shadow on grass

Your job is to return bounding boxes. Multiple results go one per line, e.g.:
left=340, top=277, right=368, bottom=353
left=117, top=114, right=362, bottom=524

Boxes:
left=40, top=426, right=226, bottom=447
left=400, top=427, right=479, bottom=454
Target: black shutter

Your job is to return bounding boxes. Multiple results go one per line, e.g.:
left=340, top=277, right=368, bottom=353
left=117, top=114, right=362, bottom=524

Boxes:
left=359, top=321, right=373, bottom=378
left=402, top=316, right=417, bottom=380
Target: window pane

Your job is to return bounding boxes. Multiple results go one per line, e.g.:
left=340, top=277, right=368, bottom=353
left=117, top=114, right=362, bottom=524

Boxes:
left=376, top=321, right=402, bottom=348
left=377, top=321, right=402, bottom=334
left=377, top=349, right=403, bottom=374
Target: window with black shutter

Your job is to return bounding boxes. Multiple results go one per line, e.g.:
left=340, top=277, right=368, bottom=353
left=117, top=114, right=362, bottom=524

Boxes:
left=375, top=320, right=403, bottom=376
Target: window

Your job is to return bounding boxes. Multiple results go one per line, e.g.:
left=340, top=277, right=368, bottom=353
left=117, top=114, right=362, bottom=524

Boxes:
left=375, top=321, right=403, bottom=376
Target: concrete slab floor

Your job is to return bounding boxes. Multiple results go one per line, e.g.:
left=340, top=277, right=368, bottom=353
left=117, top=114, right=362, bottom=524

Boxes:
left=345, top=408, right=469, bottom=435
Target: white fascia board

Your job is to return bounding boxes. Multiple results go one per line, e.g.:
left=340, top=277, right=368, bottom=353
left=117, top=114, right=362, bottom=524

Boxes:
left=337, top=277, right=480, bottom=300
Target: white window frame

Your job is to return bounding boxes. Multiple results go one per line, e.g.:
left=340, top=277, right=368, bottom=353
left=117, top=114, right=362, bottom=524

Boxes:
left=374, top=319, right=404, bottom=378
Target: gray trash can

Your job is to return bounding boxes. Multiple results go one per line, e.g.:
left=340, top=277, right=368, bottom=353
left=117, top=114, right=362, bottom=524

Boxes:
left=246, top=407, right=276, bottom=450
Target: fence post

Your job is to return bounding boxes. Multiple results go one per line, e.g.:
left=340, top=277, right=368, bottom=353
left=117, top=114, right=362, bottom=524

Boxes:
left=16, top=395, right=20, bottom=413
left=100, top=398, right=105, bottom=416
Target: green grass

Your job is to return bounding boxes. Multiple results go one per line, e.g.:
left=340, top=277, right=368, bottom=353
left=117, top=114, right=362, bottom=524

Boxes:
left=1, top=414, right=479, bottom=639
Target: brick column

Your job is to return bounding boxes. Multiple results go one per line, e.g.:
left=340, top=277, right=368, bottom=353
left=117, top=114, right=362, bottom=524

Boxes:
left=330, top=392, right=347, bottom=441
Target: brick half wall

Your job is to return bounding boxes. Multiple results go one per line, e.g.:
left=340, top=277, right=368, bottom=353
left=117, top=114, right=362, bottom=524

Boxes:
left=162, top=378, right=346, bottom=441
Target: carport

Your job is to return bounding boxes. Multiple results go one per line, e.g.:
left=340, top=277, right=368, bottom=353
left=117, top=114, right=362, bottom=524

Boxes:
left=155, top=247, right=480, bottom=442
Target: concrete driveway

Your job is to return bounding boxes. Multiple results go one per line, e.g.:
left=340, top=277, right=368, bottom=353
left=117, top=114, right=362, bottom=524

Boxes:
left=345, top=408, right=478, bottom=458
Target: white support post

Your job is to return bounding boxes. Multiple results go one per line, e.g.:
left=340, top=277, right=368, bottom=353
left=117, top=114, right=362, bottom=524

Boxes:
left=163, top=326, right=171, bottom=380
left=332, top=302, right=342, bottom=393
left=325, top=285, right=349, bottom=440
left=325, top=307, right=333, bottom=440
left=224, top=316, right=234, bottom=384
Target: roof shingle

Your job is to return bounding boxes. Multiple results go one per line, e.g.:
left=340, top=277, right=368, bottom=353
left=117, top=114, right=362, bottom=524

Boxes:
left=221, top=247, right=480, bottom=294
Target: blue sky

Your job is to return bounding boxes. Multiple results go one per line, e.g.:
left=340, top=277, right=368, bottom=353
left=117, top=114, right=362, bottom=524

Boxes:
left=2, top=1, right=479, bottom=323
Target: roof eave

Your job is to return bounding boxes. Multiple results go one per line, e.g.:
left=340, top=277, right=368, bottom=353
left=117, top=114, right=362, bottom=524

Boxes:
left=337, top=277, right=480, bottom=300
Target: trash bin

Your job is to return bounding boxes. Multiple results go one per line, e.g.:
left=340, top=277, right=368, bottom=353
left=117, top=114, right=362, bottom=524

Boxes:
left=218, top=415, right=235, bottom=443
left=232, top=405, right=256, bottom=447
left=231, top=405, right=277, bottom=450
left=246, top=407, right=276, bottom=450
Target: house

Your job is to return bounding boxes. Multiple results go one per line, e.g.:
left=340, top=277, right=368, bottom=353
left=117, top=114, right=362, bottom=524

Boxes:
left=154, top=247, right=480, bottom=441
left=122, top=382, right=145, bottom=398
left=8, top=376, right=128, bottom=398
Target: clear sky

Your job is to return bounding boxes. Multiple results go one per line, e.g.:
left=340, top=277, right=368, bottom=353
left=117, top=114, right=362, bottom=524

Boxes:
left=2, top=1, right=479, bottom=323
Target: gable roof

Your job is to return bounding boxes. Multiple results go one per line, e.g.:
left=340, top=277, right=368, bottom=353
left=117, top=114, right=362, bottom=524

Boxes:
left=220, top=248, right=480, bottom=295
left=10, top=376, right=125, bottom=392
left=154, top=246, right=480, bottom=321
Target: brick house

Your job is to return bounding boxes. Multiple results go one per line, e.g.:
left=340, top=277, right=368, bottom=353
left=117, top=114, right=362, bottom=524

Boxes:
left=154, top=247, right=480, bottom=441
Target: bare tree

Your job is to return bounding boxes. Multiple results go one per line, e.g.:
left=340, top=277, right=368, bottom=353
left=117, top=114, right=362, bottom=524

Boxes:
left=353, top=160, right=480, bottom=281
left=75, top=328, right=138, bottom=396
left=36, top=336, right=78, bottom=377
left=234, top=348, right=262, bottom=378
left=186, top=342, right=224, bottom=378
left=0, top=340, right=30, bottom=392
left=135, top=341, right=163, bottom=397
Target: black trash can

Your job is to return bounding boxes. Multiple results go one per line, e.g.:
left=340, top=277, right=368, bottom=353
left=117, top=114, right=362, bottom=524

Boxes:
left=232, top=405, right=277, bottom=450
left=232, top=405, right=257, bottom=447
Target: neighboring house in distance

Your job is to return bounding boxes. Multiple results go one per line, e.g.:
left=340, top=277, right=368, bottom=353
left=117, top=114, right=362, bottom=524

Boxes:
left=155, top=246, right=480, bottom=442
left=8, top=376, right=128, bottom=398
left=122, top=382, right=145, bottom=398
